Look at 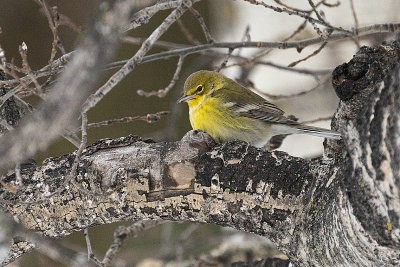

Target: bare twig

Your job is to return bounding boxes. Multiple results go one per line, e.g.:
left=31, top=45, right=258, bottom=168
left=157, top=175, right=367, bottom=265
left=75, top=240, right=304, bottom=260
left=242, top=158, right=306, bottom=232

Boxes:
left=177, top=19, right=199, bottom=44
left=122, top=36, right=187, bottom=50
left=285, top=20, right=308, bottom=42
left=301, top=115, right=333, bottom=124
left=19, top=42, right=42, bottom=94
left=82, top=0, right=197, bottom=113
left=125, top=0, right=183, bottom=32
left=74, top=111, right=169, bottom=132
left=215, top=23, right=253, bottom=73
left=244, top=0, right=351, bottom=35
left=2, top=60, right=40, bottom=104
left=245, top=60, right=333, bottom=80
left=34, top=0, right=62, bottom=63
left=349, top=0, right=361, bottom=48
left=288, top=37, right=330, bottom=67
left=25, top=112, right=87, bottom=203
left=251, top=77, right=331, bottom=100
left=349, top=0, right=359, bottom=30
left=175, top=7, right=214, bottom=45
left=102, top=220, right=163, bottom=267
left=321, top=1, right=341, bottom=8
left=123, top=33, right=336, bottom=80
left=229, top=20, right=308, bottom=71
left=51, top=6, right=81, bottom=34
left=0, top=216, right=88, bottom=266
left=308, top=16, right=326, bottom=39
left=0, top=0, right=142, bottom=174
left=84, top=228, right=102, bottom=265
left=242, top=25, right=251, bottom=42
left=106, top=22, right=400, bottom=70
left=215, top=48, right=234, bottom=72
left=138, top=57, right=185, bottom=98
left=234, top=25, right=252, bottom=57
left=274, top=0, right=311, bottom=12
left=190, top=7, right=214, bottom=43
left=307, top=0, right=326, bottom=23
left=1, top=23, right=399, bottom=89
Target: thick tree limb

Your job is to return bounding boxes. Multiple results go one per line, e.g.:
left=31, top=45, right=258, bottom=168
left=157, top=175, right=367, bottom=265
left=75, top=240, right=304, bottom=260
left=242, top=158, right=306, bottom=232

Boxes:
left=1, top=42, right=400, bottom=266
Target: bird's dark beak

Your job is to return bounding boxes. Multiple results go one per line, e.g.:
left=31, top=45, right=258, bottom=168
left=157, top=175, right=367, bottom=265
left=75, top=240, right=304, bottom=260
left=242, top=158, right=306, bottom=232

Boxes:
left=177, top=94, right=194, bottom=103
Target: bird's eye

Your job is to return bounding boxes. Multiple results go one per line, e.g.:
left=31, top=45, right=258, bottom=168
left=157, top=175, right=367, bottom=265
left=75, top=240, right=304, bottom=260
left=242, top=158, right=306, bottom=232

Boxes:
left=195, top=85, right=203, bottom=93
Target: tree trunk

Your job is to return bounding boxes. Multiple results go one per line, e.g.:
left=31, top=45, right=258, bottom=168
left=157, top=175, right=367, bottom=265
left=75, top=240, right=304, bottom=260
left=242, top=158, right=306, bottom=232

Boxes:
left=1, top=41, right=400, bottom=266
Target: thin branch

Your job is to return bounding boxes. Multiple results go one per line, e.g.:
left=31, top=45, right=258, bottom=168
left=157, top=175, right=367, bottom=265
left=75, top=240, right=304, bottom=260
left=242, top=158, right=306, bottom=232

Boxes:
left=288, top=37, right=329, bottom=67
left=218, top=26, right=252, bottom=73
left=244, top=0, right=351, bottom=35
left=122, top=36, right=188, bottom=50
left=301, top=115, right=333, bottom=124
left=251, top=77, right=331, bottom=100
left=273, top=0, right=311, bottom=13
left=0, top=1, right=176, bottom=174
left=226, top=59, right=332, bottom=77
left=284, top=19, right=308, bottom=42
left=307, top=0, right=326, bottom=23
left=15, top=112, right=88, bottom=205
left=101, top=220, right=163, bottom=266
left=349, top=0, right=359, bottom=30
left=349, top=0, right=361, bottom=48
left=122, top=35, right=331, bottom=80
left=138, top=56, right=185, bottom=98
left=189, top=7, right=214, bottom=43
left=82, top=0, right=197, bottom=113
left=125, top=0, right=183, bottom=32
left=84, top=228, right=102, bottom=265
left=52, top=6, right=81, bottom=34
left=34, top=0, right=62, bottom=63
left=215, top=48, right=234, bottom=72
left=321, top=1, right=341, bottom=8
left=177, top=19, right=199, bottom=44
left=74, top=111, right=169, bottom=132
left=106, top=23, right=400, bottom=69
left=1, top=23, right=399, bottom=88
left=19, top=42, right=42, bottom=94
left=228, top=20, right=308, bottom=71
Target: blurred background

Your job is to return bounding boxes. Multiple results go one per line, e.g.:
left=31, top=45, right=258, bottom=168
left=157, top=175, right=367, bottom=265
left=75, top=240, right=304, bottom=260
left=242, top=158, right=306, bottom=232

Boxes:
left=1, top=0, right=399, bottom=266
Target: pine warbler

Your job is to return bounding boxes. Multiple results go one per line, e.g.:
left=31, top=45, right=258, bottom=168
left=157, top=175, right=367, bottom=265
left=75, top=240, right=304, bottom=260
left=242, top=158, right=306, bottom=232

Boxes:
left=178, top=70, right=341, bottom=148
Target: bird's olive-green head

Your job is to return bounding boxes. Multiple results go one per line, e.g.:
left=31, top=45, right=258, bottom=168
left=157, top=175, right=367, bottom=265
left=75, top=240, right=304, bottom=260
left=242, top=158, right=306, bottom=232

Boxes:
left=177, top=70, right=226, bottom=105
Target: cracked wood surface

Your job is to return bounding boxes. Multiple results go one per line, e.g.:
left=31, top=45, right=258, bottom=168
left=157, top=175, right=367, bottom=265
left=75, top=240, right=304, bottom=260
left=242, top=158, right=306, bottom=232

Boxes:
left=1, top=41, right=400, bottom=266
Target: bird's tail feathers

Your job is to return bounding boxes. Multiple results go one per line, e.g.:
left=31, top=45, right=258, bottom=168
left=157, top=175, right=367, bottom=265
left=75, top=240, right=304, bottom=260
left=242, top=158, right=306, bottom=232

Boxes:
left=295, top=124, right=341, bottom=140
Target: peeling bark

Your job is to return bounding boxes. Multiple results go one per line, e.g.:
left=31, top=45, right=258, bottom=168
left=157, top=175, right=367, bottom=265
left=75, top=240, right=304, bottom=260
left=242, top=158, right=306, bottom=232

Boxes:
left=1, top=42, right=400, bottom=266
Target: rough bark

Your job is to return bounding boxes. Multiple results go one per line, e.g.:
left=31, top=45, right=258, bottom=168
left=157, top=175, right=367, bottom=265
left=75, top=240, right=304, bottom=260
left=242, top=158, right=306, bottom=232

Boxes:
left=1, top=41, right=400, bottom=266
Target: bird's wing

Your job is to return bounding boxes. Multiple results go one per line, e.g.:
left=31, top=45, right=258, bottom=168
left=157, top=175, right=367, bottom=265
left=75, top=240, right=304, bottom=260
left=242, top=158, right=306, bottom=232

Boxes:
left=215, top=83, right=298, bottom=125
left=232, top=102, right=298, bottom=124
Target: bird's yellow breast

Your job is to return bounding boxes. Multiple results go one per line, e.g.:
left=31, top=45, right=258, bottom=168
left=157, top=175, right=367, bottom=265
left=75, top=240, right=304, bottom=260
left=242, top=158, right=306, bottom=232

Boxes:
left=188, top=95, right=262, bottom=143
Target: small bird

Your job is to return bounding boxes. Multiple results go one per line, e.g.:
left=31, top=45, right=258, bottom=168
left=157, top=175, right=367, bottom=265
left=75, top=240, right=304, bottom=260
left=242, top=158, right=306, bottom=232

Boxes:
left=177, top=70, right=341, bottom=149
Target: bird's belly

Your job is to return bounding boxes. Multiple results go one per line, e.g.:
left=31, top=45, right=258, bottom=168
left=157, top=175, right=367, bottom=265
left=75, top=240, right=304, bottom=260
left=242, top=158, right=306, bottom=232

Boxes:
left=189, top=104, right=271, bottom=145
